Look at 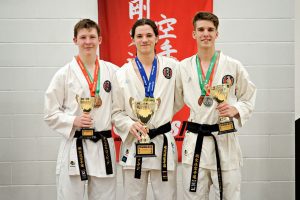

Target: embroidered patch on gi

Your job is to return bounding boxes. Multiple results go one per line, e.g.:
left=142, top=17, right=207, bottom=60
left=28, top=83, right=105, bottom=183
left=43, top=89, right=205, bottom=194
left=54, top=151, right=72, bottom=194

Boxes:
left=163, top=67, right=172, bottom=79
left=122, top=155, right=127, bottom=163
left=184, top=149, right=188, bottom=156
left=103, top=80, right=111, bottom=92
left=222, top=75, right=234, bottom=86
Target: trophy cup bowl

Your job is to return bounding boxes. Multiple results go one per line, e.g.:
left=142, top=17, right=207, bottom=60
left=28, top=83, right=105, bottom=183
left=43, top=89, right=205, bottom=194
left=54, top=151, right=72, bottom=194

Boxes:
left=76, top=95, right=95, bottom=139
left=129, top=97, right=160, bottom=157
left=209, top=84, right=236, bottom=134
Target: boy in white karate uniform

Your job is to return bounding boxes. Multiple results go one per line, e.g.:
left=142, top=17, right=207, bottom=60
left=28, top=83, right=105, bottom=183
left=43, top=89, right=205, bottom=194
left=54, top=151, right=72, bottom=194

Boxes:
left=44, top=19, right=118, bottom=200
left=112, top=18, right=178, bottom=200
left=175, top=12, right=256, bottom=200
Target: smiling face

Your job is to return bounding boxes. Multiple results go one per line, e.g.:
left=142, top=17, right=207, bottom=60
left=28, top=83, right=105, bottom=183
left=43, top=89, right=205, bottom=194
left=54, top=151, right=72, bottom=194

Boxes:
left=73, top=27, right=102, bottom=57
left=193, top=20, right=218, bottom=50
left=132, top=24, right=158, bottom=56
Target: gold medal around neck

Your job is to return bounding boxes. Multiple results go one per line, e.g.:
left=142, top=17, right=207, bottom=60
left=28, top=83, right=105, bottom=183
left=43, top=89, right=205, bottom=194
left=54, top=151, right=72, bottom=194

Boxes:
left=94, top=95, right=102, bottom=108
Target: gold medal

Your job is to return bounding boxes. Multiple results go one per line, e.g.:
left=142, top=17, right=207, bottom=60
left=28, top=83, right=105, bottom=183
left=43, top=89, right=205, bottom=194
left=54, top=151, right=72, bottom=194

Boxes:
left=94, top=95, right=102, bottom=108
left=198, top=96, right=205, bottom=106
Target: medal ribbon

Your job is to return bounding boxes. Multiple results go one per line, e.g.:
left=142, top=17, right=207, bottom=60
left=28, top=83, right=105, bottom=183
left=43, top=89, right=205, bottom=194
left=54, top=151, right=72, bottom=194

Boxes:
left=86, top=66, right=101, bottom=97
left=135, top=56, right=158, bottom=98
left=76, top=56, right=100, bottom=97
left=196, top=52, right=218, bottom=96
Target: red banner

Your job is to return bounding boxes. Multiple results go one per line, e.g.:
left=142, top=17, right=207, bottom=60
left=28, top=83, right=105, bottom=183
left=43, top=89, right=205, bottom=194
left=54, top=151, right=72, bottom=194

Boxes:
left=98, top=0, right=213, bottom=161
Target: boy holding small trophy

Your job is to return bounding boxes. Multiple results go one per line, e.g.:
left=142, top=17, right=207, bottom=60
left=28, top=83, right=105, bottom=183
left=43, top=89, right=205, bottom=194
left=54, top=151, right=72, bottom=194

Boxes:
left=44, top=19, right=118, bottom=200
left=112, top=18, right=178, bottom=200
left=175, top=12, right=256, bottom=200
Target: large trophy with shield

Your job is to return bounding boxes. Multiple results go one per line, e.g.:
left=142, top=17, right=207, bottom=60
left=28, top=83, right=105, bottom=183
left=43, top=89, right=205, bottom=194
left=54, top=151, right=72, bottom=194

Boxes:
left=129, top=97, right=161, bottom=157
left=209, top=84, right=236, bottom=134
left=76, top=95, right=96, bottom=139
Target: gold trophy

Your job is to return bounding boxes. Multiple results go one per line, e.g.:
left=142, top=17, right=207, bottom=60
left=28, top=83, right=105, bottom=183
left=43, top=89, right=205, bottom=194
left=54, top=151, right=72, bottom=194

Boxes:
left=209, top=84, right=236, bottom=134
left=76, top=95, right=95, bottom=139
left=129, top=97, right=161, bottom=157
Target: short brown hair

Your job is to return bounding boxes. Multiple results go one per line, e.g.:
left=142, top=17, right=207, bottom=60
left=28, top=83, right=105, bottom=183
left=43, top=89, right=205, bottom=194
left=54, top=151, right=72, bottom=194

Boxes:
left=74, top=19, right=101, bottom=37
left=193, top=12, right=219, bottom=30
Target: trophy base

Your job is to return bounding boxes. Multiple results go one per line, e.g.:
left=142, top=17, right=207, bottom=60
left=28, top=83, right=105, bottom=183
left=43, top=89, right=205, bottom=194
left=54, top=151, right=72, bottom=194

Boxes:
left=81, top=128, right=95, bottom=139
left=135, top=142, right=156, bottom=157
left=218, top=121, right=236, bottom=135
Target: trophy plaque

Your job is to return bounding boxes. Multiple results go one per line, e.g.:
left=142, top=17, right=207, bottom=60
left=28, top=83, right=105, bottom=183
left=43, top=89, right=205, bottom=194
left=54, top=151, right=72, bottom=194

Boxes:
left=76, top=95, right=95, bottom=139
left=209, top=84, right=236, bottom=134
left=129, top=97, right=161, bottom=157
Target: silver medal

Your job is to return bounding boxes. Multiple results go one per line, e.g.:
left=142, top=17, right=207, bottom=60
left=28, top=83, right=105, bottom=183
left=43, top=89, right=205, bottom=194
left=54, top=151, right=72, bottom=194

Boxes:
left=203, top=96, right=213, bottom=107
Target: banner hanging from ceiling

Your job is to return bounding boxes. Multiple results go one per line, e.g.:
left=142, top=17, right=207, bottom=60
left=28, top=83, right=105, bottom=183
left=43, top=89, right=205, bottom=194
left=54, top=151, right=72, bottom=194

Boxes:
left=98, top=0, right=213, bottom=161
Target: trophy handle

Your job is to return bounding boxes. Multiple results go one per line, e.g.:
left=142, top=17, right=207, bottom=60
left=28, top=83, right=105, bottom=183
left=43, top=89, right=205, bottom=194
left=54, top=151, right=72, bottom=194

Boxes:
left=155, top=98, right=161, bottom=111
left=75, top=94, right=80, bottom=103
left=90, top=97, right=95, bottom=107
left=222, top=84, right=230, bottom=102
left=129, top=97, right=136, bottom=113
left=89, top=97, right=95, bottom=114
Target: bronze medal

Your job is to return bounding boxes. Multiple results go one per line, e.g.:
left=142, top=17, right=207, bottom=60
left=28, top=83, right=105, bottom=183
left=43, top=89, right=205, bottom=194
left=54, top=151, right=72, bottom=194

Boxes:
left=198, top=96, right=205, bottom=106
left=94, top=95, right=102, bottom=108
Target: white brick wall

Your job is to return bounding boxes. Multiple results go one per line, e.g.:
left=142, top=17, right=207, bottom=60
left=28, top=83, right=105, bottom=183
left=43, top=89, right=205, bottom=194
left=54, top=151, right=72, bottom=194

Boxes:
left=214, top=0, right=296, bottom=200
left=0, top=0, right=98, bottom=200
left=0, top=0, right=295, bottom=200
left=296, top=0, right=300, bottom=119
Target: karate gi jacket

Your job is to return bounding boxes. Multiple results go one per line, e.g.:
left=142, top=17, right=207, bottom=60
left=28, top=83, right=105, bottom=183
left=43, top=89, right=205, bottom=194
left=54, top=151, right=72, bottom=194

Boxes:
left=175, top=52, right=256, bottom=170
left=44, top=57, right=118, bottom=177
left=112, top=56, right=178, bottom=171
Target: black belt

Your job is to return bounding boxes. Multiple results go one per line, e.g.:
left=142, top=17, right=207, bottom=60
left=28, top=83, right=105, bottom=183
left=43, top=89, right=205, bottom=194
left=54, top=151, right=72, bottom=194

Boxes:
left=74, top=130, right=113, bottom=181
left=182, top=121, right=223, bottom=200
left=134, top=122, right=171, bottom=182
